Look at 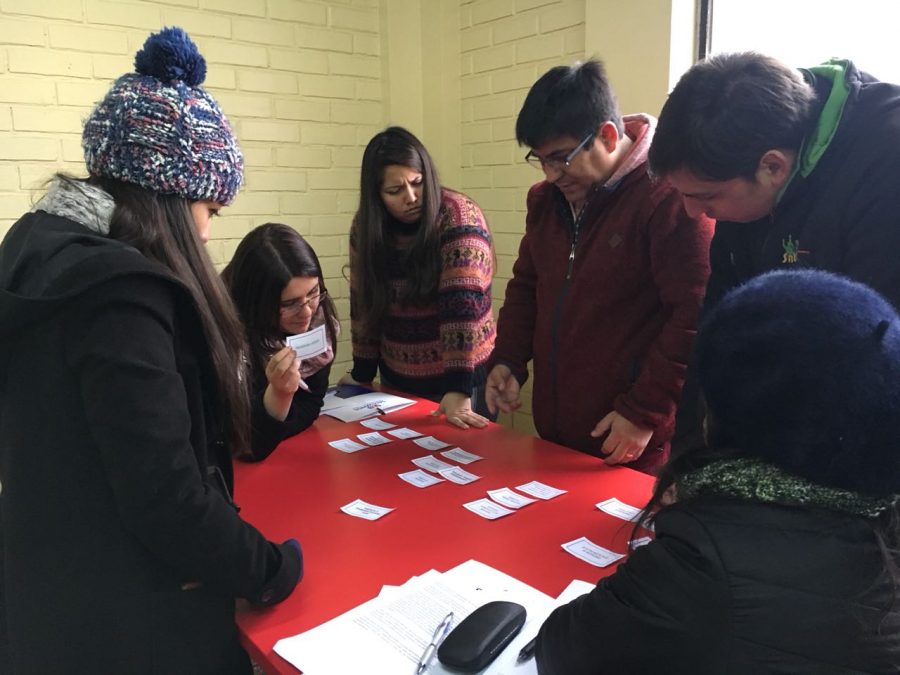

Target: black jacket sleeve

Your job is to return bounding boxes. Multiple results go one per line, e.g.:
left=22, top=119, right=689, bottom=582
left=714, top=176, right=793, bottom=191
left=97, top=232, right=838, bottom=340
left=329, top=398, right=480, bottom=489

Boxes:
left=247, top=363, right=332, bottom=461
left=535, top=506, right=730, bottom=675
left=67, top=274, right=301, bottom=606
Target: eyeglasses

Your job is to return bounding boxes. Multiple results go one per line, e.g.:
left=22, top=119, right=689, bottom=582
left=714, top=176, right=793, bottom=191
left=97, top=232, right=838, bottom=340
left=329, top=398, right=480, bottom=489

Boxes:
left=279, top=289, right=326, bottom=316
left=524, top=133, right=595, bottom=172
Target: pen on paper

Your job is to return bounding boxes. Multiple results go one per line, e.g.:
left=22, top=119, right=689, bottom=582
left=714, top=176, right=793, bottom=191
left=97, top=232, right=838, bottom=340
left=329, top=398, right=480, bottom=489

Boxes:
left=517, top=635, right=537, bottom=663
left=376, top=406, right=386, bottom=415
left=416, top=611, right=454, bottom=674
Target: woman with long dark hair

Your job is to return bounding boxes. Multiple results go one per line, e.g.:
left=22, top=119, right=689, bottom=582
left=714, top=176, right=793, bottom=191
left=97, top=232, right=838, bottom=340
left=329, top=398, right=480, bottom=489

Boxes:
left=223, top=223, right=339, bottom=460
left=535, top=270, right=900, bottom=674
left=0, top=29, right=301, bottom=674
left=341, top=126, right=496, bottom=429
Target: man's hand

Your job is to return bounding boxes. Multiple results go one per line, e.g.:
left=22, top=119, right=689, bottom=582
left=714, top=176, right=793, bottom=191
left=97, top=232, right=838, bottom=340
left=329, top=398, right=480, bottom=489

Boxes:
left=431, top=391, right=489, bottom=429
left=485, top=364, right=522, bottom=415
left=591, top=411, right=653, bottom=465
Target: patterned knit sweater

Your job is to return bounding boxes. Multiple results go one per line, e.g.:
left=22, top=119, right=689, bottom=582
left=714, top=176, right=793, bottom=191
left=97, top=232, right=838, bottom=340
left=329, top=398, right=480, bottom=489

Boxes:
left=351, top=189, right=495, bottom=397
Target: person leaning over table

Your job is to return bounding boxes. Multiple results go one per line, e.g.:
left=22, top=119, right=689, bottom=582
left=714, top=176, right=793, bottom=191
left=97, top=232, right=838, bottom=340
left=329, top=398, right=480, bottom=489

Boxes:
left=339, top=126, right=497, bottom=430
left=536, top=269, right=900, bottom=674
left=223, top=223, right=340, bottom=461
left=0, top=28, right=301, bottom=675
left=484, top=59, right=713, bottom=474
left=648, top=51, right=900, bottom=456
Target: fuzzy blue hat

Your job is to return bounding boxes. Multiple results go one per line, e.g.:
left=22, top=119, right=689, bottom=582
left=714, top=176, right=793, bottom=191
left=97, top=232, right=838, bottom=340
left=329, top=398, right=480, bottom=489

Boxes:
left=696, top=269, right=900, bottom=495
left=82, top=27, right=243, bottom=205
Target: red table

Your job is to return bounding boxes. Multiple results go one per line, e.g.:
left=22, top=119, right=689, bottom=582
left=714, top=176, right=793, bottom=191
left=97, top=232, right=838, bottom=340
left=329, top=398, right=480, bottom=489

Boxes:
left=234, top=397, right=654, bottom=674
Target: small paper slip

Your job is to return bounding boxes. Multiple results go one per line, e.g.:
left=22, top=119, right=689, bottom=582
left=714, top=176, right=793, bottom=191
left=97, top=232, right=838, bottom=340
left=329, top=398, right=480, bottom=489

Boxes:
left=440, top=447, right=483, bottom=464
left=487, top=487, right=537, bottom=509
left=357, top=431, right=391, bottom=446
left=438, top=466, right=481, bottom=485
left=328, top=438, right=368, bottom=453
left=285, top=324, right=327, bottom=359
left=463, top=498, right=515, bottom=520
left=516, top=480, right=568, bottom=500
left=561, top=536, right=625, bottom=568
left=411, top=455, right=455, bottom=473
left=359, top=417, right=396, bottom=431
left=398, top=469, right=445, bottom=488
left=596, top=497, right=643, bottom=522
left=386, top=427, right=422, bottom=439
left=413, top=435, right=451, bottom=450
left=629, top=536, right=653, bottom=550
left=340, top=498, right=394, bottom=521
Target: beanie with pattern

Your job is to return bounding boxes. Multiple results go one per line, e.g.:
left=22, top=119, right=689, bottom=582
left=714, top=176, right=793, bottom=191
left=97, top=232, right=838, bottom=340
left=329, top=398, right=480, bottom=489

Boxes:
left=82, top=27, right=243, bottom=205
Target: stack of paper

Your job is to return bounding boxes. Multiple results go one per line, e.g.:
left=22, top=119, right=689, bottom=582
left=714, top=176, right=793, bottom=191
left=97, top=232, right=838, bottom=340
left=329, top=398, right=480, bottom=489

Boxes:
left=320, top=389, right=416, bottom=423
left=273, top=559, right=582, bottom=675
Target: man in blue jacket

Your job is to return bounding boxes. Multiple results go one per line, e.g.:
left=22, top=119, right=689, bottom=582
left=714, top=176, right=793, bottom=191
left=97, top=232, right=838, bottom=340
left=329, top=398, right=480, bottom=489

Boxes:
left=649, top=52, right=900, bottom=449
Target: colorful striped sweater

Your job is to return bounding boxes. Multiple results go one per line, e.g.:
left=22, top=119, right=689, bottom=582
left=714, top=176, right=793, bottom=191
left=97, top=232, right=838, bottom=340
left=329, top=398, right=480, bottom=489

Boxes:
left=351, top=189, right=495, bottom=396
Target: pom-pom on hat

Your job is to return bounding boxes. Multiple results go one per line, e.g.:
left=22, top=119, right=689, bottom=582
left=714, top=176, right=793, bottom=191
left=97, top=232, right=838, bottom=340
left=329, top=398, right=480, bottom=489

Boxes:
left=695, top=269, right=900, bottom=496
left=82, top=27, right=243, bottom=205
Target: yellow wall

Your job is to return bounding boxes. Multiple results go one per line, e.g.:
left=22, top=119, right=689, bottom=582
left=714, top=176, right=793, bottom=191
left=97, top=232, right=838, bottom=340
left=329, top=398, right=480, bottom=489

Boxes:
left=0, top=0, right=693, bottom=436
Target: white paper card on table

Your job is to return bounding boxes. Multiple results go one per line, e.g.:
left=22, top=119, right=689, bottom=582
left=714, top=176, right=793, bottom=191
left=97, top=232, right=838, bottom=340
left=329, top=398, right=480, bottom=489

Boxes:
left=273, top=559, right=553, bottom=675
left=398, top=469, right=445, bottom=488
left=629, top=536, right=653, bottom=550
left=285, top=323, right=327, bottom=359
left=438, top=466, right=481, bottom=485
left=488, top=487, right=537, bottom=510
left=340, top=498, right=394, bottom=521
left=516, top=480, right=567, bottom=500
left=321, top=390, right=416, bottom=423
left=359, top=417, right=396, bottom=431
left=357, top=431, right=392, bottom=446
left=328, top=438, right=368, bottom=454
left=413, top=435, right=451, bottom=450
left=596, top=497, right=643, bottom=522
left=441, top=447, right=483, bottom=464
left=411, top=455, right=455, bottom=473
left=561, top=536, right=626, bottom=568
left=463, top=498, right=515, bottom=520
left=386, top=427, right=422, bottom=439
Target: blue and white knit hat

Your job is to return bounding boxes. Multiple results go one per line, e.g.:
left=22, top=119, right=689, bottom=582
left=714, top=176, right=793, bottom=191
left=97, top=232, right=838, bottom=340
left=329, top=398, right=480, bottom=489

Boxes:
left=82, top=27, right=243, bottom=205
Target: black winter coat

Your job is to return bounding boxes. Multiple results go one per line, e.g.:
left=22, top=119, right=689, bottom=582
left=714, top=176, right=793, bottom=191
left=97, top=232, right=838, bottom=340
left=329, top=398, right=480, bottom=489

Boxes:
left=0, top=211, right=302, bottom=674
left=536, top=499, right=900, bottom=674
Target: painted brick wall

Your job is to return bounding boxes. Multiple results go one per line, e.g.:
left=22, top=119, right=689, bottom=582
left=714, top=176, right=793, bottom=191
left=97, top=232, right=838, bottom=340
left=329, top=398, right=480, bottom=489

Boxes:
left=459, top=0, right=585, bottom=434
left=0, top=0, right=384, bottom=376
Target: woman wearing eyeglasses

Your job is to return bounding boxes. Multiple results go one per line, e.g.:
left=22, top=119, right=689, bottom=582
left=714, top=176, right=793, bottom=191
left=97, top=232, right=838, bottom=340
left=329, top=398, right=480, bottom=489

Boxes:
left=223, top=223, right=339, bottom=460
left=340, top=126, right=496, bottom=429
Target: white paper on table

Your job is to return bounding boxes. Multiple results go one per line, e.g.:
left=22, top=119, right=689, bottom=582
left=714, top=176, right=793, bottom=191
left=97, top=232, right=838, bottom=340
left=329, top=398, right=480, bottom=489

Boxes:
left=357, top=431, right=392, bottom=446
left=328, top=438, right=368, bottom=453
left=488, top=487, right=537, bottom=510
left=516, top=480, right=567, bottom=500
left=321, top=391, right=416, bottom=423
left=441, top=447, right=483, bottom=464
left=398, top=469, right=445, bottom=488
left=596, top=497, right=643, bottom=522
left=387, top=427, right=423, bottom=439
left=463, top=498, right=515, bottom=520
left=359, top=417, right=396, bottom=431
left=438, top=466, right=481, bottom=484
left=340, top=498, right=394, bottom=521
left=629, top=536, right=653, bottom=550
left=273, top=560, right=553, bottom=675
left=413, top=435, right=451, bottom=450
left=561, top=536, right=625, bottom=568
left=411, top=455, right=455, bottom=473
left=285, top=324, right=327, bottom=359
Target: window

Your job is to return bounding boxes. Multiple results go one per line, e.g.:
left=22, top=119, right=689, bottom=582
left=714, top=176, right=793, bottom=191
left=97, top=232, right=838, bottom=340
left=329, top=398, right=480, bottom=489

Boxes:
left=701, top=0, right=900, bottom=83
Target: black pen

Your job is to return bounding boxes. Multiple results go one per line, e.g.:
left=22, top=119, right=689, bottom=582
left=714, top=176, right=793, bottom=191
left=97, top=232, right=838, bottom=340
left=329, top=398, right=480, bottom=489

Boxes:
left=375, top=406, right=386, bottom=415
left=516, top=635, right=537, bottom=663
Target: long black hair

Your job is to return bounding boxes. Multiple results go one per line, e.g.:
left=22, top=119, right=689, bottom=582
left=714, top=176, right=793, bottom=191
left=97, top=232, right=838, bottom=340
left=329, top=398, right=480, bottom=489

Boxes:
left=85, top=174, right=251, bottom=457
left=222, top=222, right=338, bottom=378
left=350, top=126, right=443, bottom=337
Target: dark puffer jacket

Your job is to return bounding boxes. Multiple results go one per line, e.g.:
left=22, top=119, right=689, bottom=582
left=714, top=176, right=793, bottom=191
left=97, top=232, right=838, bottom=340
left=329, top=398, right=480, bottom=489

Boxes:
left=537, top=499, right=900, bottom=674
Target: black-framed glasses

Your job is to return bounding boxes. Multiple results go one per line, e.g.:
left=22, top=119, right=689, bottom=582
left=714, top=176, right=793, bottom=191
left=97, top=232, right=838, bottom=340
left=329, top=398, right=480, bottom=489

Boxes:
left=280, top=289, right=326, bottom=316
left=524, top=133, right=594, bottom=172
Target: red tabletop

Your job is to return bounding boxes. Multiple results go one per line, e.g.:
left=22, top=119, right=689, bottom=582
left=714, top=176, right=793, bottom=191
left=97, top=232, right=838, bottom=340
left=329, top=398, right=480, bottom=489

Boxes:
left=234, top=397, right=655, bottom=674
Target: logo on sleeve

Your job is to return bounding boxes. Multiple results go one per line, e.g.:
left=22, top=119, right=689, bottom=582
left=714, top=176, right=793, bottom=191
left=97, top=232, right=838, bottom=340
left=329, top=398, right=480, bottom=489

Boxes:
left=781, top=235, right=810, bottom=264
